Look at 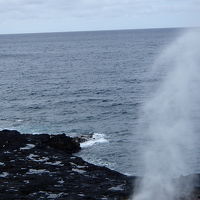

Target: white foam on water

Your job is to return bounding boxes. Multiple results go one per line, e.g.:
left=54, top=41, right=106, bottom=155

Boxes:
left=47, top=193, right=64, bottom=199
left=108, top=185, right=124, bottom=191
left=72, top=168, right=86, bottom=174
left=0, top=172, right=9, bottom=178
left=20, top=144, right=35, bottom=150
left=80, top=133, right=108, bottom=148
left=44, top=161, right=64, bottom=166
left=16, top=119, right=24, bottom=122
left=27, top=154, right=49, bottom=162
left=27, top=169, right=50, bottom=174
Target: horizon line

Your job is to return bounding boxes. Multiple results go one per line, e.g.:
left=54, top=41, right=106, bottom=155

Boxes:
left=0, top=26, right=198, bottom=36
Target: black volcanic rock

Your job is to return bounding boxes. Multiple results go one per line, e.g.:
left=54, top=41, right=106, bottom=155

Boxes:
left=1, top=129, right=199, bottom=200
left=47, top=134, right=81, bottom=153
left=0, top=130, right=134, bottom=200
left=73, top=134, right=93, bottom=143
left=0, top=129, right=27, bottom=150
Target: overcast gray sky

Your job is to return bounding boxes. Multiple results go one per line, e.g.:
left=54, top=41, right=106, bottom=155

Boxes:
left=0, top=0, right=200, bottom=34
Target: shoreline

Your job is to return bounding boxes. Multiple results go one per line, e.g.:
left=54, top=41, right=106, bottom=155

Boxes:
left=0, top=129, right=200, bottom=200
left=0, top=129, right=133, bottom=200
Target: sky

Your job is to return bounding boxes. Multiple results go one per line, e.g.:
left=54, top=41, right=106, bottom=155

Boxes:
left=0, top=0, right=200, bottom=34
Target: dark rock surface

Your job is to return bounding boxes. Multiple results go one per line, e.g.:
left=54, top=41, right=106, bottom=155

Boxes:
left=1, top=129, right=200, bottom=200
left=73, top=134, right=94, bottom=144
left=0, top=130, right=134, bottom=200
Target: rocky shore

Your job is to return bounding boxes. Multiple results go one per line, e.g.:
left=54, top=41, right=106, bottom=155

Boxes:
left=0, top=129, right=200, bottom=200
left=0, top=129, right=134, bottom=200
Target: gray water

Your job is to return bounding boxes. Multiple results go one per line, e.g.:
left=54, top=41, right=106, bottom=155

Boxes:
left=0, top=28, right=192, bottom=175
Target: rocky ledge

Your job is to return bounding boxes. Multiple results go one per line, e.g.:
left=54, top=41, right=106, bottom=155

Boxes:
left=1, top=129, right=200, bottom=200
left=0, top=130, right=133, bottom=200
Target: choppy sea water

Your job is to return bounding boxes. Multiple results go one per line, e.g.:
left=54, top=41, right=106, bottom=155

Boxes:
left=0, top=28, right=189, bottom=175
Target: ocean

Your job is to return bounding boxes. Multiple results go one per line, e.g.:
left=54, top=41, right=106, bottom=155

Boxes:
left=0, top=28, right=190, bottom=175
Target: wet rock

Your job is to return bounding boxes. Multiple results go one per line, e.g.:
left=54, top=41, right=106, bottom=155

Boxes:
left=1, top=130, right=198, bottom=200
left=47, top=134, right=81, bottom=153
left=0, top=129, right=27, bottom=150
left=0, top=129, right=134, bottom=200
left=73, top=133, right=93, bottom=143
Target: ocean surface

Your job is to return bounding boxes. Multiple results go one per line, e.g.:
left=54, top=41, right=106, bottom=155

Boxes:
left=0, top=28, right=191, bottom=175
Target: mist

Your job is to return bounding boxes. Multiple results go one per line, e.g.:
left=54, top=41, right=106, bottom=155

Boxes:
left=133, top=29, right=200, bottom=200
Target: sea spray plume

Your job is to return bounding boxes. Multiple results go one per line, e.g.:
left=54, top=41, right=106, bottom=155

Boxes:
left=133, top=30, right=200, bottom=200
